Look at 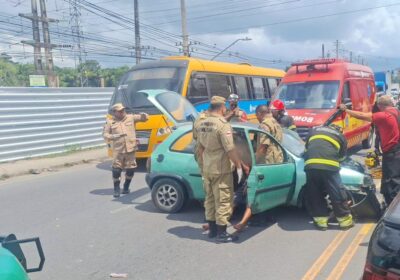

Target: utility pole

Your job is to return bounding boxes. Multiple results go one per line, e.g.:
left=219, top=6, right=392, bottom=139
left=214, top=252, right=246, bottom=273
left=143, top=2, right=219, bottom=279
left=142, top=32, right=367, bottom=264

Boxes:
left=349, top=51, right=353, bottom=63
left=180, top=0, right=189, bottom=56
left=19, top=0, right=44, bottom=74
left=69, top=0, right=87, bottom=87
left=134, top=0, right=141, bottom=64
left=39, top=0, right=57, bottom=87
left=322, top=44, right=325, bottom=59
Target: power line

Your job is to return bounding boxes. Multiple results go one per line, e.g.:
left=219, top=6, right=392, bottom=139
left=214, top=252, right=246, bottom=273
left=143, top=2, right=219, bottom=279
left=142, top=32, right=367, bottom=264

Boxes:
left=192, top=2, right=400, bottom=35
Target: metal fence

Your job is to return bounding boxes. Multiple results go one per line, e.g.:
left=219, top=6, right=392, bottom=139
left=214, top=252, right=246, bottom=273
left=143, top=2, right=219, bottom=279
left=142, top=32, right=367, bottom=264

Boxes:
left=0, top=87, right=114, bottom=163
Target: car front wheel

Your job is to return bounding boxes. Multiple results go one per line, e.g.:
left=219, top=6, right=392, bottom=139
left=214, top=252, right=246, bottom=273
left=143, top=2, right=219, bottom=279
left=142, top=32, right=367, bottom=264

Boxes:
left=151, top=178, right=186, bottom=213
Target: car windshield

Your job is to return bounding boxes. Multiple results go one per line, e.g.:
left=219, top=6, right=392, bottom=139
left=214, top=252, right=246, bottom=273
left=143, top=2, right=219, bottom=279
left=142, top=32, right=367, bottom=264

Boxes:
left=155, top=91, right=199, bottom=123
left=109, top=67, right=186, bottom=114
left=282, top=129, right=305, bottom=157
left=275, top=81, right=340, bottom=109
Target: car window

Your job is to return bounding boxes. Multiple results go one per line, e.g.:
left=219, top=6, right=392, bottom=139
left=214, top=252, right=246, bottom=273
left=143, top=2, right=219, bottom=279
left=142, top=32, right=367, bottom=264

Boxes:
left=281, top=129, right=305, bottom=157
left=233, top=128, right=252, bottom=166
left=170, top=131, right=195, bottom=153
left=155, top=91, right=199, bottom=123
left=249, top=130, right=285, bottom=165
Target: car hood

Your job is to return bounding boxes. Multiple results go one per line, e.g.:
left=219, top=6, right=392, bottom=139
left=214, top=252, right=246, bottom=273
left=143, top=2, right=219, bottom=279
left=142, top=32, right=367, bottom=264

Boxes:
left=140, top=89, right=199, bottom=126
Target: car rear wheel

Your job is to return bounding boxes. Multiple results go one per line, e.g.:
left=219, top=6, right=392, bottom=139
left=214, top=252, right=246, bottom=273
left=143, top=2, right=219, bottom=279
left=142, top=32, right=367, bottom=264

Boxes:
left=362, top=127, right=374, bottom=149
left=151, top=178, right=185, bottom=213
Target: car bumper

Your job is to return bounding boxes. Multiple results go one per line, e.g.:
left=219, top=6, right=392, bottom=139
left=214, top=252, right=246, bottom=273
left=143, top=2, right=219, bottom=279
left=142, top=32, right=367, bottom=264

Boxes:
left=145, top=173, right=155, bottom=188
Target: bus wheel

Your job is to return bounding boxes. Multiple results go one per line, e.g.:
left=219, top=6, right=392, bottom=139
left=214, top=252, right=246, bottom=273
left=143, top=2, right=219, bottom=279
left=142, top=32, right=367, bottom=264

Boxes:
left=362, top=127, right=374, bottom=149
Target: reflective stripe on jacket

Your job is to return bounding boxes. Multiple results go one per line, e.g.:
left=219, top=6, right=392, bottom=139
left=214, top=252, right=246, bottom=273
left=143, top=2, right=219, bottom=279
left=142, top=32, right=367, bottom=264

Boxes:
left=304, top=126, right=347, bottom=172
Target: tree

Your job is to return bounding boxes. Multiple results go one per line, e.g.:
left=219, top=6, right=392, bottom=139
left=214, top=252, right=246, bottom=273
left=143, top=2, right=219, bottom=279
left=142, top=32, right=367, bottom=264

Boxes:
left=0, top=55, right=130, bottom=87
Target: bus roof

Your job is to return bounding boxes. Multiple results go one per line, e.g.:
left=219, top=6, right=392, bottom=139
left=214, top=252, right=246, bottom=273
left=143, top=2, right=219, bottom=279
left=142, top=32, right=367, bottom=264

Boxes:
left=283, top=59, right=374, bottom=83
left=162, top=56, right=286, bottom=77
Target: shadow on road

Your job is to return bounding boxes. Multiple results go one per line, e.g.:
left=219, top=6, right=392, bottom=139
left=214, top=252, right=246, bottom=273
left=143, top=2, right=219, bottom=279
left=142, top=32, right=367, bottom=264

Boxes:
left=90, top=186, right=150, bottom=205
left=96, top=159, right=147, bottom=173
left=167, top=226, right=212, bottom=242
left=134, top=199, right=161, bottom=213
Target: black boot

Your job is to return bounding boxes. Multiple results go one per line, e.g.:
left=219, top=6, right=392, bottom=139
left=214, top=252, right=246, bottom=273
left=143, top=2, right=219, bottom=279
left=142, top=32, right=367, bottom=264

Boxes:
left=113, top=181, right=120, bottom=198
left=216, top=225, right=238, bottom=243
left=208, top=221, right=217, bottom=238
left=122, top=179, right=131, bottom=194
left=112, top=168, right=122, bottom=198
left=122, top=168, right=134, bottom=194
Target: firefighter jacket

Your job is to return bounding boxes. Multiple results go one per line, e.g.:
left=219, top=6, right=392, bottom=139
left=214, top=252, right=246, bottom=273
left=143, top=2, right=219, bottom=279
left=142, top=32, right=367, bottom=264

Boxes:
left=304, top=126, right=347, bottom=172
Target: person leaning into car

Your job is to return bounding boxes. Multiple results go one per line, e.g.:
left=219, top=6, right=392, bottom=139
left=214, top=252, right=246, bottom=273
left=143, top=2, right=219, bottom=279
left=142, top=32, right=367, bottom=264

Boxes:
left=197, top=95, right=249, bottom=243
left=234, top=104, right=283, bottom=232
left=304, top=124, right=353, bottom=231
left=103, top=103, right=148, bottom=198
left=340, top=95, right=400, bottom=205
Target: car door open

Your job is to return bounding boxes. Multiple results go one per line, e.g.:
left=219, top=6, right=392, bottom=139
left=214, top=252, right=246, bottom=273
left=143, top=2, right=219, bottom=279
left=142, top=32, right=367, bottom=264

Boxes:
left=246, top=130, right=296, bottom=214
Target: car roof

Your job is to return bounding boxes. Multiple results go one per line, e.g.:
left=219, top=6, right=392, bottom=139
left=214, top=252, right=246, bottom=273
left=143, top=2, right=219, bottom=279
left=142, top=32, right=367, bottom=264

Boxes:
left=383, top=193, right=400, bottom=227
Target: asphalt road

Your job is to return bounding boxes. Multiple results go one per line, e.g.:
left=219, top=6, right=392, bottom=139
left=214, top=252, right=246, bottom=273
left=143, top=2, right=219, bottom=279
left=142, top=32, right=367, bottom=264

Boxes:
left=0, top=158, right=376, bottom=280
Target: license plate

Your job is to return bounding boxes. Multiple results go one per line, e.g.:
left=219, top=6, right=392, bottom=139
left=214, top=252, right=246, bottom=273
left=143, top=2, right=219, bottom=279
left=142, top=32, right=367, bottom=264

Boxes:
left=137, top=138, right=149, bottom=145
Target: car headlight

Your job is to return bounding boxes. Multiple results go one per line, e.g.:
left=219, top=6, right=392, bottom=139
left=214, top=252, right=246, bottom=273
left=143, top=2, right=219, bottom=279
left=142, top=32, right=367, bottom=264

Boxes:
left=362, top=174, right=376, bottom=192
left=157, top=127, right=172, bottom=136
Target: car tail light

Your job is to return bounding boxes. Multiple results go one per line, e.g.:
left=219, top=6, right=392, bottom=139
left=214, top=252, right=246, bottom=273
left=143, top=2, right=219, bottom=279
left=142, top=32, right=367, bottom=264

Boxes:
left=362, top=263, right=400, bottom=280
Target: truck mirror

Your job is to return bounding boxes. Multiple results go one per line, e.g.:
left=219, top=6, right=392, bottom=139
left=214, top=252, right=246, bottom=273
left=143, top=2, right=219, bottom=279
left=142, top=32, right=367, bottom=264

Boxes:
left=343, top=98, right=352, bottom=109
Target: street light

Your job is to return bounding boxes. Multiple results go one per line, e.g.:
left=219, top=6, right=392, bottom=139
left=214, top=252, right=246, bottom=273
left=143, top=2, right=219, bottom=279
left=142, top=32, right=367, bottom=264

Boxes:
left=211, top=37, right=252, bottom=61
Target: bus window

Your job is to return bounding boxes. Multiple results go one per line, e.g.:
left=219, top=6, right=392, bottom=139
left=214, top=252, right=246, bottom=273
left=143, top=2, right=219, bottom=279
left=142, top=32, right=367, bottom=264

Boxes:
left=206, top=74, right=232, bottom=98
left=233, top=76, right=249, bottom=99
left=188, top=73, right=208, bottom=104
left=252, top=77, right=266, bottom=99
left=268, top=78, right=279, bottom=95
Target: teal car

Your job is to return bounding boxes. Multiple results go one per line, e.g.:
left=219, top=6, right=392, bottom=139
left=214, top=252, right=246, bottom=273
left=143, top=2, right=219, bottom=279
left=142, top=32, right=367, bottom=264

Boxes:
left=143, top=90, right=380, bottom=216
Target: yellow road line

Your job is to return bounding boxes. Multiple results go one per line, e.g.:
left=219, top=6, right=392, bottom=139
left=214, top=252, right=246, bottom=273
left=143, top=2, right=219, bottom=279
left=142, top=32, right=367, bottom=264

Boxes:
left=326, top=223, right=374, bottom=280
left=301, top=230, right=351, bottom=280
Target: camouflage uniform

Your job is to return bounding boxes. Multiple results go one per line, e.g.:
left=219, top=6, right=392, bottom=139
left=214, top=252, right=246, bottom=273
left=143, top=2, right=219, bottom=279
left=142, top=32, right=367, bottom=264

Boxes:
left=103, top=114, right=146, bottom=169
left=193, top=111, right=208, bottom=173
left=257, top=114, right=283, bottom=164
left=225, top=108, right=247, bottom=122
left=103, top=104, right=148, bottom=197
left=198, top=114, right=235, bottom=226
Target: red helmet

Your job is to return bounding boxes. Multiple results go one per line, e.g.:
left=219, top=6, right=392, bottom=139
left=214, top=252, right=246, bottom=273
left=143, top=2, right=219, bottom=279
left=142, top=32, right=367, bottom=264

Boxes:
left=270, top=99, right=285, bottom=111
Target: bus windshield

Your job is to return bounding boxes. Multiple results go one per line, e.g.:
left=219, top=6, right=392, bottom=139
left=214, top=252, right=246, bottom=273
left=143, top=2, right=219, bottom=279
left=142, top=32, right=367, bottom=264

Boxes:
left=110, top=67, right=186, bottom=114
left=275, top=81, right=340, bottom=109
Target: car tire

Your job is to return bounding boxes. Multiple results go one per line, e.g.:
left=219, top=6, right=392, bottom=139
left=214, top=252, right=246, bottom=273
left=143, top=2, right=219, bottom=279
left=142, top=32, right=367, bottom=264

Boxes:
left=151, top=178, right=186, bottom=213
left=362, top=127, right=374, bottom=149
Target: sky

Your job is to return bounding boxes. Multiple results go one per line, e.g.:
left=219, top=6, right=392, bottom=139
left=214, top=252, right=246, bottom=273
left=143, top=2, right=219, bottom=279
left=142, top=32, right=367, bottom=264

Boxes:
left=1, top=0, right=400, bottom=71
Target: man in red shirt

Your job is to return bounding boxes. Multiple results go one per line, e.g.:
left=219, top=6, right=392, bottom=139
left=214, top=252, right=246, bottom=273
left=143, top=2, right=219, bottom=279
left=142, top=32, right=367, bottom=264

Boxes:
left=340, top=95, right=400, bottom=205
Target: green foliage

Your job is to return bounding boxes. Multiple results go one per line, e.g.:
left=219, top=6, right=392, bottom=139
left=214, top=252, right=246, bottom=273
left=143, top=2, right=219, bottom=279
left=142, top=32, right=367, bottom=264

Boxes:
left=0, top=56, right=130, bottom=87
